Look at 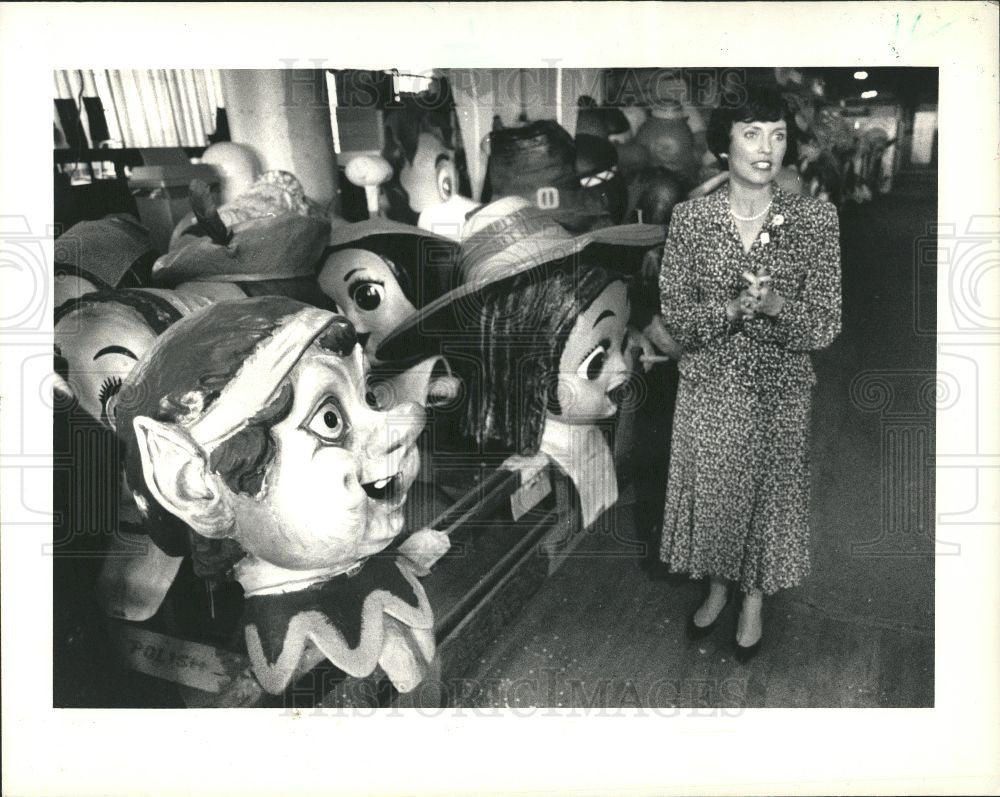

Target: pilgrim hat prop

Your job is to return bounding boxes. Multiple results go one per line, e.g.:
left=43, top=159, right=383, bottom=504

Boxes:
left=484, top=120, right=615, bottom=234
left=375, top=196, right=665, bottom=363
left=326, top=218, right=462, bottom=312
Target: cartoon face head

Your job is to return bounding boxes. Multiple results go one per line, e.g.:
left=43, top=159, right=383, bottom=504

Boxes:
left=55, top=290, right=181, bottom=427
left=121, top=298, right=424, bottom=575
left=318, top=249, right=418, bottom=364
left=465, top=263, right=631, bottom=453
left=554, top=279, right=630, bottom=423
left=399, top=132, right=458, bottom=215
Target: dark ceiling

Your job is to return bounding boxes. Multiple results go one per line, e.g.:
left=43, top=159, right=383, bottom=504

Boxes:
left=810, top=67, right=938, bottom=108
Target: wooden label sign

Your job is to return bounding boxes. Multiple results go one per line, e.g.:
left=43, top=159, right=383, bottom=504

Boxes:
left=113, top=625, right=233, bottom=694
left=510, top=468, right=552, bottom=522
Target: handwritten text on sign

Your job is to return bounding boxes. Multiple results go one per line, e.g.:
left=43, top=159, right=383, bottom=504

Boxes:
left=114, top=626, right=232, bottom=693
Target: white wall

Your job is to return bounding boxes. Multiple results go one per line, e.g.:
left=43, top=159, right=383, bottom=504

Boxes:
left=219, top=69, right=339, bottom=205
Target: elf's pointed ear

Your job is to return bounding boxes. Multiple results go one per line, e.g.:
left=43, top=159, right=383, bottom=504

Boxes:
left=132, top=417, right=235, bottom=538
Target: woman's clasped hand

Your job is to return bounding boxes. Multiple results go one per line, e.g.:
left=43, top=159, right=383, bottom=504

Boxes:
left=726, top=270, right=785, bottom=323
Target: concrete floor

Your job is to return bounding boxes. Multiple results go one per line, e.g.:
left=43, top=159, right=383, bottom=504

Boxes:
left=460, top=170, right=937, bottom=708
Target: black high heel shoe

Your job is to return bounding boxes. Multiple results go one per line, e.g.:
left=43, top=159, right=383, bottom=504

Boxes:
left=686, top=613, right=721, bottom=640
left=734, top=638, right=762, bottom=664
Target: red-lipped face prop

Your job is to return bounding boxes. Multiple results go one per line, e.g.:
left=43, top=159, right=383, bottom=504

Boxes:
left=553, top=280, right=630, bottom=423
left=127, top=300, right=424, bottom=576
left=318, top=249, right=417, bottom=364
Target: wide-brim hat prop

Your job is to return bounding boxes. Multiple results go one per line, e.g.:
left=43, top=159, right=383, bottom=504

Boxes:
left=55, top=214, right=158, bottom=288
left=326, top=218, right=462, bottom=310
left=152, top=170, right=331, bottom=287
left=375, top=196, right=665, bottom=363
left=151, top=214, right=331, bottom=286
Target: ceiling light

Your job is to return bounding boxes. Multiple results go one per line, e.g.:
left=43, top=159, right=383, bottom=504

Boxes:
left=854, top=71, right=869, bottom=80
left=861, top=89, right=878, bottom=100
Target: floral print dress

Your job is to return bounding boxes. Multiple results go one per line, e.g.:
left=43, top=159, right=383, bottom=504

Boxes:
left=658, top=183, right=842, bottom=594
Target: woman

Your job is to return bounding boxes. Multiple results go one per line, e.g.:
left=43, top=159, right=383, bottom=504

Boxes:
left=658, top=88, right=842, bottom=662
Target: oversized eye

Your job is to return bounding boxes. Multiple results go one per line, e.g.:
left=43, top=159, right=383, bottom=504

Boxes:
left=305, top=397, right=349, bottom=444
left=350, top=281, right=385, bottom=312
left=577, top=345, right=608, bottom=382
left=98, top=375, right=123, bottom=409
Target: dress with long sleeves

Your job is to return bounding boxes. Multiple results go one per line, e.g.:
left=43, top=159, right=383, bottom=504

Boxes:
left=658, top=183, right=841, bottom=594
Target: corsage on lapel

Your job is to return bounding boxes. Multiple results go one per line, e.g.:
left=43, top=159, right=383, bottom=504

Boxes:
left=759, top=212, right=785, bottom=247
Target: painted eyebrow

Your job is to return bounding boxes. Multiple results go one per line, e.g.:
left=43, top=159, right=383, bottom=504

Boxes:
left=94, top=345, right=138, bottom=361
left=343, top=268, right=365, bottom=282
left=592, top=310, right=616, bottom=328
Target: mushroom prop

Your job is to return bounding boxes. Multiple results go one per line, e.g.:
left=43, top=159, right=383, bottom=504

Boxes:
left=345, top=155, right=394, bottom=219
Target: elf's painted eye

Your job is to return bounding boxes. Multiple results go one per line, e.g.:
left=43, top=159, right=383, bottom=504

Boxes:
left=578, top=345, right=608, bottom=382
left=305, top=397, right=349, bottom=444
left=350, top=281, right=385, bottom=312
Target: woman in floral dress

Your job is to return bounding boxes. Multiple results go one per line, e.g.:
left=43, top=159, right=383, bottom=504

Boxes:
left=658, top=88, right=842, bottom=662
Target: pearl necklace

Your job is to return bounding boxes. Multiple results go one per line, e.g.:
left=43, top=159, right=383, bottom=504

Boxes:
left=730, top=198, right=773, bottom=222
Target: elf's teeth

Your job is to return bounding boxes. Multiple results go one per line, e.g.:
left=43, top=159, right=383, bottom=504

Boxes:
left=373, top=477, right=390, bottom=489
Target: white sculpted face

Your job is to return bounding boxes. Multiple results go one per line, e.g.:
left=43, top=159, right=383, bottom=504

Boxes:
left=553, top=280, right=630, bottom=423
left=318, top=249, right=417, bottom=364
left=226, top=344, right=423, bottom=572
left=56, top=303, right=158, bottom=427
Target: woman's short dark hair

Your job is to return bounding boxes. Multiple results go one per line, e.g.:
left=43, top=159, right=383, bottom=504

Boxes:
left=707, top=86, right=797, bottom=167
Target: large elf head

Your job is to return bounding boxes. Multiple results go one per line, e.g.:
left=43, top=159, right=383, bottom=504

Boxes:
left=116, top=297, right=424, bottom=580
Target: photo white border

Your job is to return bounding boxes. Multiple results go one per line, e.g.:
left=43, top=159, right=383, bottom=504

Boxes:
left=2, top=2, right=998, bottom=795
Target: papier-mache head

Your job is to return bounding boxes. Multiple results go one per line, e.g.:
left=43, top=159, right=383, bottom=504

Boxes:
left=115, top=296, right=424, bottom=581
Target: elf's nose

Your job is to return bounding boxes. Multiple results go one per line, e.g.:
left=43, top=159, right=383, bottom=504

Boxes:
left=359, top=399, right=424, bottom=471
